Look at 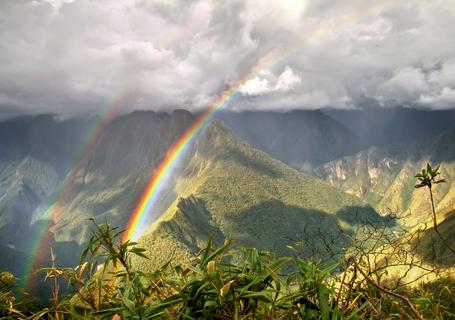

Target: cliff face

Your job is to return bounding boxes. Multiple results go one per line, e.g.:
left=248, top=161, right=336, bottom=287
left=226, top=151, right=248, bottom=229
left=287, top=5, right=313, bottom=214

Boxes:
left=316, top=129, right=455, bottom=224
left=316, top=146, right=403, bottom=202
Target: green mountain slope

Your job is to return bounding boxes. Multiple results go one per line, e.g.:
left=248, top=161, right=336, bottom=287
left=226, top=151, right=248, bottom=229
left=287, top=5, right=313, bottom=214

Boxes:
left=0, top=111, right=386, bottom=276
left=218, top=110, right=359, bottom=169
left=136, top=121, right=384, bottom=269
left=46, top=110, right=196, bottom=250
left=315, top=129, right=455, bottom=225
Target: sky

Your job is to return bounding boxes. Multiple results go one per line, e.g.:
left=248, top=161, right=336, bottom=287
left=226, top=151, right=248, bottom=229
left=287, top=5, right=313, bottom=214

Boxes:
left=0, top=0, right=455, bottom=117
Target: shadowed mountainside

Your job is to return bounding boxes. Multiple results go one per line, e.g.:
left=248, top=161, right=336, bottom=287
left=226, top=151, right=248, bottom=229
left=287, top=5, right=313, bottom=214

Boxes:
left=0, top=110, right=195, bottom=269
left=217, top=110, right=360, bottom=170
left=136, top=121, right=386, bottom=270
left=324, top=107, right=455, bottom=149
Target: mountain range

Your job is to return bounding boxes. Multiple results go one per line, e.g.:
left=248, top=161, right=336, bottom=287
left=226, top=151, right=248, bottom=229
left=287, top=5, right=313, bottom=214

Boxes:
left=315, top=128, right=455, bottom=225
left=0, top=107, right=454, bottom=288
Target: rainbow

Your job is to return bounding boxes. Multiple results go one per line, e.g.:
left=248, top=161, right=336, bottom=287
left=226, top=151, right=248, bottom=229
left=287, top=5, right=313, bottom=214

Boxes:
left=22, top=3, right=381, bottom=285
left=22, top=92, right=132, bottom=288
left=122, top=13, right=362, bottom=242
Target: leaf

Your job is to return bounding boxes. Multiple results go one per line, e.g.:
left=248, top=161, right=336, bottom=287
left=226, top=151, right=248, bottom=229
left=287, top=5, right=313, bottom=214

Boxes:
left=132, top=251, right=149, bottom=259
left=92, top=307, right=123, bottom=315
left=201, top=241, right=231, bottom=268
left=317, top=285, right=330, bottom=320
left=345, top=301, right=369, bottom=319
left=320, top=263, right=339, bottom=278
left=241, top=291, right=272, bottom=303
left=207, top=260, right=216, bottom=274
left=200, top=237, right=213, bottom=267
left=203, top=300, right=219, bottom=309
left=432, top=165, right=440, bottom=177
left=220, top=280, right=235, bottom=297
left=331, top=306, right=340, bottom=320
left=121, top=295, right=137, bottom=315
left=144, top=300, right=178, bottom=317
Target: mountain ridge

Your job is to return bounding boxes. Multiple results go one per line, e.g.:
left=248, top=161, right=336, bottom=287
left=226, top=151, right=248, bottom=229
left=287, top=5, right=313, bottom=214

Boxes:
left=315, top=128, right=455, bottom=225
left=135, top=121, right=385, bottom=270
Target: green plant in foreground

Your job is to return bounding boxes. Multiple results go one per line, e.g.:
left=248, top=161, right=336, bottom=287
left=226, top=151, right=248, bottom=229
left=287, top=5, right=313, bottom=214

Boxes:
left=1, top=218, right=454, bottom=319
left=21, top=222, right=348, bottom=319
left=415, top=163, right=455, bottom=255
left=0, top=271, right=23, bottom=318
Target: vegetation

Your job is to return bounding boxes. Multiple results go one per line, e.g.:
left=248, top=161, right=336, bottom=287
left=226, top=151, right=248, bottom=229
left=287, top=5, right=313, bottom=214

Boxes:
left=137, top=122, right=380, bottom=269
left=0, top=163, right=454, bottom=319
left=415, top=164, right=455, bottom=255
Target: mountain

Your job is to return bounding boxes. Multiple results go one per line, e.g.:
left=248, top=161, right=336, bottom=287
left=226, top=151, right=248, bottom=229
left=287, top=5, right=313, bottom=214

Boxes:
left=0, top=111, right=196, bottom=268
left=0, top=115, right=92, bottom=251
left=0, top=109, right=404, bottom=280
left=315, top=128, right=455, bottom=225
left=135, top=121, right=386, bottom=270
left=416, top=207, right=455, bottom=267
left=217, top=108, right=455, bottom=172
left=42, top=110, right=197, bottom=252
left=324, top=107, right=455, bottom=149
left=217, top=110, right=360, bottom=170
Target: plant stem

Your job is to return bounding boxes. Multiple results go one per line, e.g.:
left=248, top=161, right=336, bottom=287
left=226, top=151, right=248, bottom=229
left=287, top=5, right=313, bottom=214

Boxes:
left=51, top=248, right=60, bottom=320
left=428, top=187, right=455, bottom=255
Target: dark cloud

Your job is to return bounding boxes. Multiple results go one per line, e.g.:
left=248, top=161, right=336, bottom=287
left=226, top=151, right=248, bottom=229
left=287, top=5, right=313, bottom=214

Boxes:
left=0, top=0, right=454, bottom=116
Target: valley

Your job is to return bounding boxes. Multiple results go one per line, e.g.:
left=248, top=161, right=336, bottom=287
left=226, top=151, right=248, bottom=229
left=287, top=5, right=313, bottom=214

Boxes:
left=0, top=107, right=454, bottom=317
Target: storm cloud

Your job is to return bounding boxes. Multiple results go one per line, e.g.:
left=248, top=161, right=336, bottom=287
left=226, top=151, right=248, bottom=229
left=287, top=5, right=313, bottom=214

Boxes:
left=0, top=0, right=454, bottom=116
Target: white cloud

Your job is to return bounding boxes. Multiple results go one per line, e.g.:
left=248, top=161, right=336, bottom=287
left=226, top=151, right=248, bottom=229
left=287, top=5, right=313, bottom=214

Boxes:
left=275, top=67, right=302, bottom=91
left=378, top=67, right=428, bottom=103
left=0, top=0, right=454, bottom=116
left=419, top=87, right=455, bottom=109
left=240, top=67, right=301, bottom=96
left=240, top=75, right=271, bottom=96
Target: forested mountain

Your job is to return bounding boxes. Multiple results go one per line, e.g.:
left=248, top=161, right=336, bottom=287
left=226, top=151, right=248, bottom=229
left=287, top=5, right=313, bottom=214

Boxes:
left=136, top=121, right=381, bottom=269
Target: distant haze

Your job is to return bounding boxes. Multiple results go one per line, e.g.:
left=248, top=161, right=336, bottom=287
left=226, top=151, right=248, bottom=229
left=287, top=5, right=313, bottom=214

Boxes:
left=1, top=0, right=455, bottom=117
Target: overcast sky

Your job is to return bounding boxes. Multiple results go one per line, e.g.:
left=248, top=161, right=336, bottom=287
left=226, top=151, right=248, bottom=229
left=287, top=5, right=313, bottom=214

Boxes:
left=1, top=0, right=455, bottom=117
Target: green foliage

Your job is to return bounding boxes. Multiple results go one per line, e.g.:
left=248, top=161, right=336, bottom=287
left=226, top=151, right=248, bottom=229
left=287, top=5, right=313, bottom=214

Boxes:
left=1, top=166, right=454, bottom=318
left=0, top=223, right=349, bottom=319
left=414, top=163, right=446, bottom=189
left=414, top=163, right=455, bottom=257
left=0, top=271, right=44, bottom=318
left=1, top=220, right=454, bottom=319
left=0, top=271, right=16, bottom=316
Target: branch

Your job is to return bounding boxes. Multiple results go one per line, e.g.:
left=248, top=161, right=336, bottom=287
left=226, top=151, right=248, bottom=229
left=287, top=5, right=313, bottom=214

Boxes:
left=352, top=259, right=425, bottom=320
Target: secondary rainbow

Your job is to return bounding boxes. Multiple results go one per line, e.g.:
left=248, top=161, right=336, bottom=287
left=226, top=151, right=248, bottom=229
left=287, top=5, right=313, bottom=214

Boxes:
left=22, top=92, right=132, bottom=289
left=121, top=12, right=364, bottom=242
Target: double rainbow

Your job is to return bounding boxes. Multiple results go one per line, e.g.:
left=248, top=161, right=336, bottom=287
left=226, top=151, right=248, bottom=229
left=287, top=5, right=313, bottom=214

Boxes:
left=121, top=13, right=360, bottom=242
left=23, top=5, right=378, bottom=286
